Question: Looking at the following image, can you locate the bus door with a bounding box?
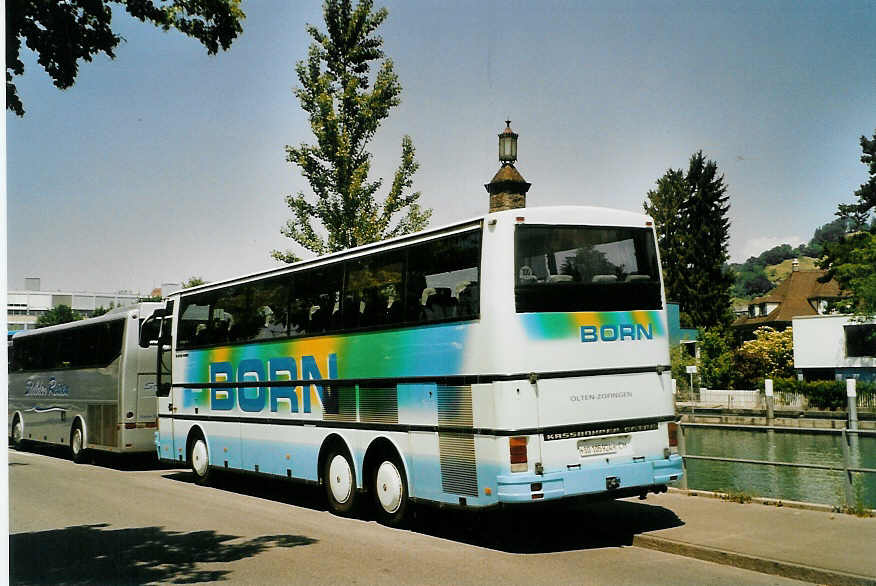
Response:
[136,313,161,425]
[141,303,175,458]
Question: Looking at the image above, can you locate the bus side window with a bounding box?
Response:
[406,230,481,324]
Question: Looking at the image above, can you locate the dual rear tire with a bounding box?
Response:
[322,446,409,526]
[371,453,408,526]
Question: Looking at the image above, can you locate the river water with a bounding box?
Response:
[681,426,876,509]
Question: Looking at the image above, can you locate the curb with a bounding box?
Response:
[632,534,876,586]
[666,487,876,515]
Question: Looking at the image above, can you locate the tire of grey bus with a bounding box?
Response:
[371,452,409,527]
[10,416,24,450]
[70,424,86,464]
[189,436,212,486]
[323,447,358,516]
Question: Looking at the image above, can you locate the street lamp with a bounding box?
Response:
[498,120,518,165]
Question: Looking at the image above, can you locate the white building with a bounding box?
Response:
[793,314,876,383]
[8,278,141,332]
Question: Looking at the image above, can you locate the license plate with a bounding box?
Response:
[578,435,630,457]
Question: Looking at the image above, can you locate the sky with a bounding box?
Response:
[5,0,875,295]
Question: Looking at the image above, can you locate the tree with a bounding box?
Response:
[6,0,245,116]
[822,130,876,318]
[644,168,688,313]
[645,151,733,328]
[733,326,795,385]
[806,217,849,257]
[36,305,82,327]
[697,328,735,390]
[182,276,207,288]
[683,151,734,328]
[272,0,431,263]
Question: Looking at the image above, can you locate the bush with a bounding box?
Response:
[670,344,697,393]
[770,378,876,410]
[734,327,795,386]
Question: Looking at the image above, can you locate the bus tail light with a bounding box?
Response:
[510,436,528,472]
[668,422,678,447]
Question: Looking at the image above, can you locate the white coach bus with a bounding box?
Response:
[155,206,682,524]
[8,302,166,461]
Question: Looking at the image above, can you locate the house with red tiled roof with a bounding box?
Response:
[732,261,848,339]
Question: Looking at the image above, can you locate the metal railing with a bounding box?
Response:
[675,387,876,413]
[676,423,876,508]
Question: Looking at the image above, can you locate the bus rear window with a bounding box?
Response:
[515,225,662,313]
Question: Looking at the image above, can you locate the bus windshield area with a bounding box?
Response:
[515,225,662,313]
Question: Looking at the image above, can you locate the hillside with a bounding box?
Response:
[764,256,819,284]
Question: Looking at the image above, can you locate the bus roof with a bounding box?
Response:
[10,301,164,340]
[172,205,654,298]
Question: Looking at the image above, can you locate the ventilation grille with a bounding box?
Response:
[322,386,357,422]
[437,385,473,427]
[437,385,477,497]
[439,432,478,497]
[359,386,398,424]
[86,404,118,447]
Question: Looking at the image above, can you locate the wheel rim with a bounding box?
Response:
[328,454,353,504]
[192,439,209,477]
[71,428,82,455]
[12,421,22,444]
[375,460,403,514]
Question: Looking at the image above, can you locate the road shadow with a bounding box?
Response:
[10,523,317,584]
[408,497,684,553]
[162,470,328,513]
[163,469,682,554]
[9,442,174,472]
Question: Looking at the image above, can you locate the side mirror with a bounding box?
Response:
[139,310,167,348]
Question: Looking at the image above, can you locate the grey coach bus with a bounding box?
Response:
[8,302,165,461]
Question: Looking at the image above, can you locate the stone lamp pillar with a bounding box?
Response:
[485,120,531,212]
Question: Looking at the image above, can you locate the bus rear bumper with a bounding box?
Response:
[495,454,683,504]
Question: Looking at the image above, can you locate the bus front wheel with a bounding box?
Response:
[371,452,409,526]
[189,435,211,486]
[323,448,358,516]
[10,417,24,450]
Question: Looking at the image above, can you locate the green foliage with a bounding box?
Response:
[92,302,115,317]
[837,130,876,226]
[182,276,207,289]
[822,130,876,319]
[771,378,876,410]
[6,0,245,116]
[273,0,431,263]
[734,327,795,385]
[645,168,687,316]
[645,151,733,328]
[670,344,697,393]
[727,217,849,301]
[697,328,735,389]
[36,305,82,328]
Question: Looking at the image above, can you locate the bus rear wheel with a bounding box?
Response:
[323,448,358,516]
[70,424,86,463]
[189,435,211,486]
[371,452,409,527]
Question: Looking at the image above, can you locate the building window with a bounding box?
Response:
[845,324,876,358]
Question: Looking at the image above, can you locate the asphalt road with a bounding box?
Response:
[9,446,804,585]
